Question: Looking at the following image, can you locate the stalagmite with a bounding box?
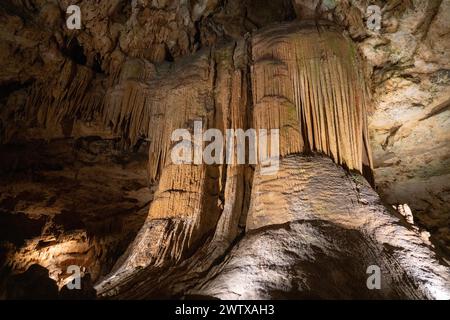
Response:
[94,40,252,293]
[193,155,450,299]
[94,155,450,299]
[92,21,449,299]
[2,13,449,299]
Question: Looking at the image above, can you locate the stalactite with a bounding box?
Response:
[252,21,373,174]
[102,53,215,182]
[15,21,372,180]
[10,22,376,290]
[102,80,151,146]
[24,60,102,130]
[96,42,253,286]
[211,40,251,246]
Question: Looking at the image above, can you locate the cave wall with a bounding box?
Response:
[0,138,153,289]
[0,0,449,298]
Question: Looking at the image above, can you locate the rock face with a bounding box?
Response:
[95,20,375,285]
[0,138,153,289]
[0,0,449,299]
[95,155,450,299]
[196,155,449,300]
[358,0,450,257]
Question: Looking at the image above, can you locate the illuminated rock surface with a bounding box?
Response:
[0,0,449,299]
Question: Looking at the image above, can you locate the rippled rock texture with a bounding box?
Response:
[0,0,449,299]
[96,155,450,299]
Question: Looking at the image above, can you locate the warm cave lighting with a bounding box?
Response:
[395,203,414,225]
[0,1,449,316]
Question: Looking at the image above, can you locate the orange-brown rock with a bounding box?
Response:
[1,0,449,300]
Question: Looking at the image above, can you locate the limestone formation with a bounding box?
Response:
[251,21,372,175]
[196,155,449,300]
[0,0,449,300]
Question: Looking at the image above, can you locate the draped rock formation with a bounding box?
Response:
[93,154,450,300]
[1,0,450,300]
[97,40,252,289]
[195,155,449,299]
[98,20,374,287]
[92,21,449,299]
[252,22,372,174]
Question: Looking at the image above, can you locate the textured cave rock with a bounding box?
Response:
[0,0,449,300]
[194,155,450,300]
[94,155,450,299]
[0,138,153,288]
[92,20,374,286]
